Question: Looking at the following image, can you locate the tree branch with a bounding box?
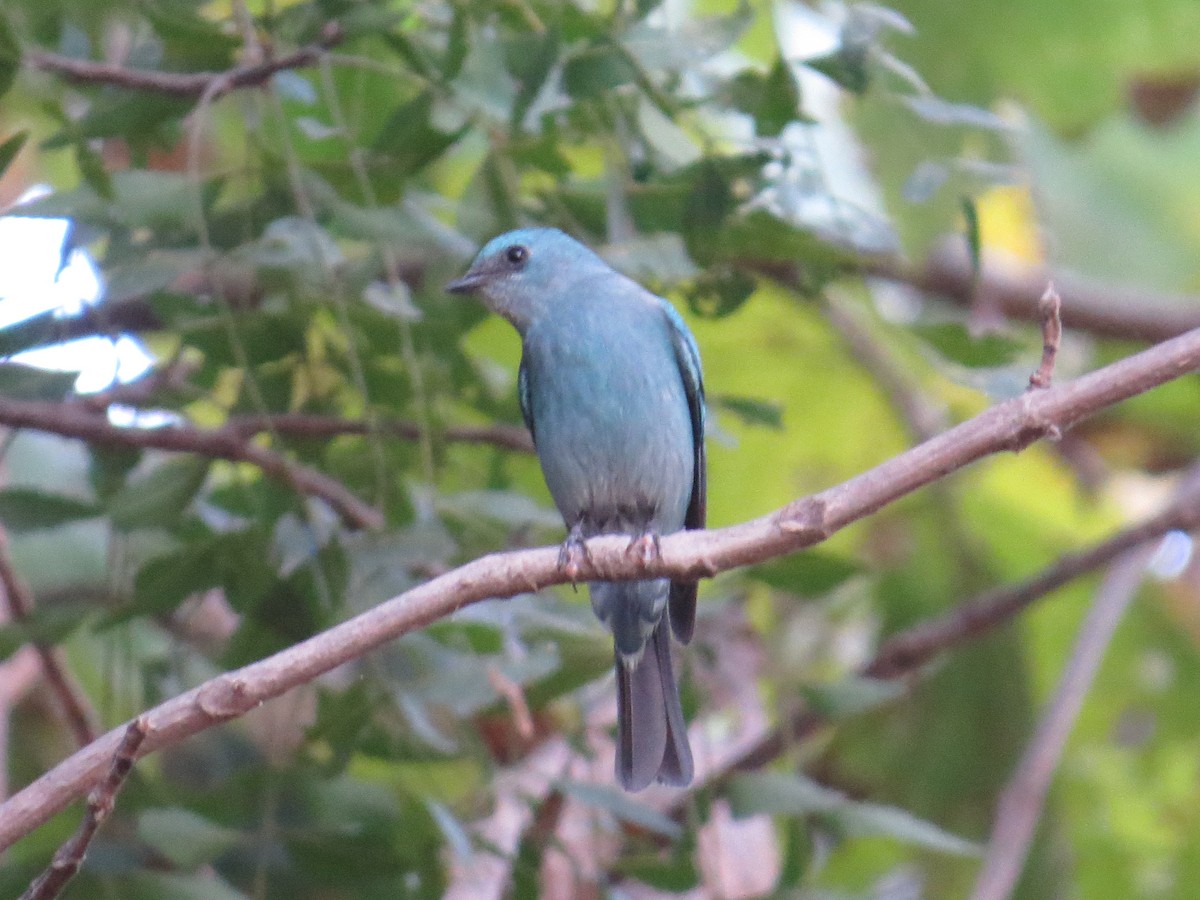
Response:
[19,718,148,900]
[25,25,344,99]
[1,325,1198,854]
[971,548,1151,900]
[0,532,98,748]
[878,245,1200,344]
[681,469,1200,799]
[0,396,382,530]
[225,412,534,454]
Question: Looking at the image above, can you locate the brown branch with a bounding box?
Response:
[25,25,344,100]
[0,396,382,530]
[0,532,98,748]
[680,467,1200,801]
[226,412,535,454]
[881,245,1200,344]
[824,296,946,443]
[1,325,1198,853]
[20,718,148,900]
[1028,283,1062,389]
[971,549,1151,900]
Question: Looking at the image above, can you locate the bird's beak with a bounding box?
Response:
[445,273,483,295]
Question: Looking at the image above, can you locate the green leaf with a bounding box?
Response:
[562,42,637,98]
[0,362,78,399]
[0,130,28,179]
[75,142,114,200]
[371,90,470,178]
[617,852,701,891]
[728,772,978,855]
[0,488,99,531]
[0,13,18,100]
[557,781,682,839]
[108,457,210,530]
[714,395,783,430]
[723,56,805,136]
[682,161,734,264]
[88,445,144,500]
[685,266,755,319]
[137,808,240,870]
[805,30,872,94]
[124,544,219,619]
[914,322,1025,368]
[748,551,860,596]
[801,675,906,719]
[838,800,980,856]
[117,871,248,900]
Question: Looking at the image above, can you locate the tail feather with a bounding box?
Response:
[615,623,693,791]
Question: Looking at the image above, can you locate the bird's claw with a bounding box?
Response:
[627,530,661,566]
[558,524,591,582]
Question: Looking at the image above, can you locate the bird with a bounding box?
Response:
[447,227,706,790]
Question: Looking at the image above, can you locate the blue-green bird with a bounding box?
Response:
[448,228,705,790]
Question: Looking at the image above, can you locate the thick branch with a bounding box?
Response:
[25,25,343,99]
[0,396,382,530]
[1,326,1198,853]
[881,245,1200,344]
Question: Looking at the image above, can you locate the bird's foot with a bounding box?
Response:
[627,529,661,566]
[558,522,592,583]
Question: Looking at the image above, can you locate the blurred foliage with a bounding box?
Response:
[0,0,1198,897]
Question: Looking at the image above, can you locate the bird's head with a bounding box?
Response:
[446,228,608,332]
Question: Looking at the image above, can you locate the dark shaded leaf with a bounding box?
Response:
[805,40,871,94]
[748,551,860,596]
[137,808,240,869]
[108,456,210,530]
[0,14,18,100]
[617,852,701,891]
[729,772,978,855]
[685,266,755,319]
[562,41,636,98]
[75,142,114,200]
[723,56,805,135]
[0,488,99,531]
[557,781,682,839]
[372,90,470,178]
[714,394,783,429]
[914,322,1025,368]
[0,362,77,399]
[0,130,28,179]
[682,161,734,264]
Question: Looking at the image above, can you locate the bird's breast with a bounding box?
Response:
[524,315,693,534]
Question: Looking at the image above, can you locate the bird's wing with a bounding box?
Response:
[517,352,536,447]
[661,300,705,644]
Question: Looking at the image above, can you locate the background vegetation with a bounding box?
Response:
[1,0,1199,897]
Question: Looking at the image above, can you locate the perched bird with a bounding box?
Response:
[447,228,706,790]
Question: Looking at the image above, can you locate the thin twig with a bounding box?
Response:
[0,532,98,748]
[970,549,1152,900]
[20,717,149,900]
[1,325,1198,852]
[824,295,946,443]
[0,396,382,530]
[25,25,344,99]
[684,470,1200,799]
[1028,283,1062,389]
[228,412,534,453]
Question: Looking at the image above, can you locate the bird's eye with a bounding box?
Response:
[505,245,529,266]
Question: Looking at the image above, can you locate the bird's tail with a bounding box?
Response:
[614,620,694,791]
